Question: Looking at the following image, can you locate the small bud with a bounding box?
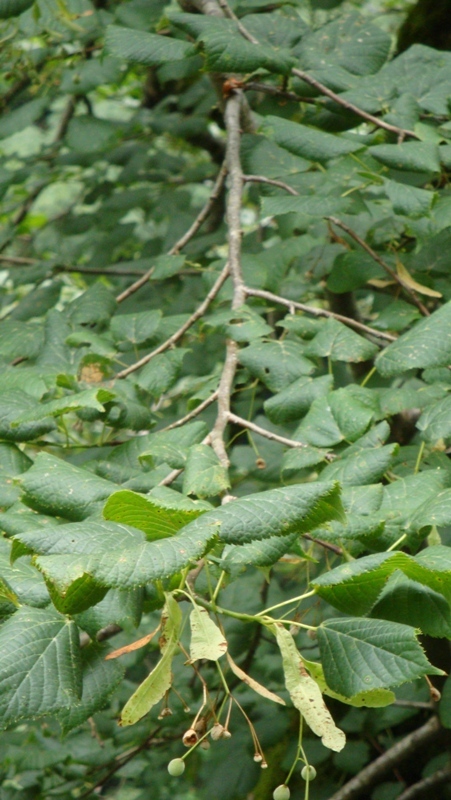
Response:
[253,753,263,762]
[255,457,266,469]
[182,728,198,747]
[430,686,441,702]
[301,765,317,781]
[222,730,232,738]
[158,707,173,719]
[200,739,210,750]
[210,723,225,741]
[260,760,268,769]
[167,758,185,777]
[273,785,290,800]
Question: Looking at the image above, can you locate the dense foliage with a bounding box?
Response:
[1,0,451,798]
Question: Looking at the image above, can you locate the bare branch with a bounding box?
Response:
[210,92,246,468]
[158,467,184,486]
[227,411,308,449]
[327,716,442,800]
[291,68,418,141]
[216,0,259,43]
[244,286,397,342]
[160,391,219,432]
[0,254,36,265]
[115,264,229,379]
[243,174,299,195]
[54,95,76,143]
[115,163,227,304]
[303,533,342,555]
[397,765,451,800]
[326,217,430,316]
[244,81,317,106]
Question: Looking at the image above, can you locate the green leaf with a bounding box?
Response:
[368,142,440,173]
[58,643,124,734]
[304,318,378,362]
[14,388,116,424]
[317,617,443,698]
[134,349,189,396]
[274,624,346,751]
[183,444,230,498]
[327,251,384,293]
[0,538,49,609]
[439,675,451,729]
[170,14,294,75]
[120,594,182,725]
[221,533,298,570]
[320,443,398,486]
[0,0,34,18]
[301,657,395,708]
[370,571,451,638]
[264,375,333,425]
[0,607,82,729]
[139,421,208,469]
[417,396,451,443]
[376,301,451,376]
[261,195,349,217]
[105,25,196,65]
[20,452,117,520]
[311,552,407,615]
[103,489,206,540]
[385,179,434,218]
[238,340,314,392]
[297,12,390,76]
[189,603,227,661]
[0,390,56,442]
[110,309,162,350]
[262,116,362,163]
[206,306,273,343]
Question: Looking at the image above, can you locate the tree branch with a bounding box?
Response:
[115,264,229,379]
[210,92,246,469]
[327,716,442,800]
[160,390,219,432]
[244,286,397,342]
[326,217,430,316]
[291,68,418,141]
[396,764,451,800]
[227,411,308,449]
[115,162,227,303]
[243,174,299,195]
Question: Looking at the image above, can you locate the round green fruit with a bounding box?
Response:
[272,784,290,800]
[301,765,317,781]
[167,758,185,777]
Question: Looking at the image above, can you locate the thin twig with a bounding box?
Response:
[210,92,246,469]
[115,264,229,379]
[303,533,342,555]
[160,390,219,432]
[80,623,123,648]
[327,716,442,800]
[204,0,418,141]
[396,765,451,800]
[244,81,318,106]
[216,0,258,43]
[158,468,183,486]
[326,217,430,316]
[115,163,227,304]
[291,68,418,141]
[0,254,36,265]
[54,95,76,143]
[244,286,397,342]
[227,411,307,449]
[243,174,299,195]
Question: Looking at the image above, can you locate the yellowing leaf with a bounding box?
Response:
[106,625,160,661]
[301,657,395,708]
[119,594,181,726]
[396,261,442,298]
[189,604,227,661]
[226,652,286,705]
[274,624,346,752]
